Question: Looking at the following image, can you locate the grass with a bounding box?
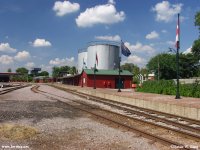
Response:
[0,124,38,140]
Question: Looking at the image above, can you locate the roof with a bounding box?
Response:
[33,76,49,79]
[58,73,81,79]
[0,72,20,75]
[84,69,133,76]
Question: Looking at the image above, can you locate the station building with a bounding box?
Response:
[0,72,20,82]
[59,41,134,89]
[60,69,133,89]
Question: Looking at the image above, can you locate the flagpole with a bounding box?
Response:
[93,53,97,89]
[118,41,122,92]
[118,39,131,92]
[93,64,96,89]
[175,13,180,99]
[82,59,84,87]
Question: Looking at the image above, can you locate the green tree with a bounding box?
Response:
[52,66,71,77]
[195,11,200,34]
[179,53,199,78]
[140,68,148,79]
[16,67,28,74]
[52,66,60,78]
[140,68,148,76]
[133,65,140,76]
[7,68,12,72]
[147,53,176,80]
[39,71,49,76]
[121,63,135,73]
[192,39,200,59]
[14,67,29,82]
[147,53,199,79]
[69,66,77,75]
[121,63,140,83]
[60,66,70,72]
[192,11,200,59]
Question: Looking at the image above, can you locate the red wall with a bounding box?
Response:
[83,74,132,89]
[63,72,132,89]
[78,72,87,87]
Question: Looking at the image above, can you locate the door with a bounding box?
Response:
[115,78,124,89]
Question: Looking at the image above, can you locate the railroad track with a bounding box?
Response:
[32,85,200,149]
[67,90,200,133]
[53,86,200,127]
[0,84,29,95]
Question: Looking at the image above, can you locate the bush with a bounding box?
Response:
[136,80,200,98]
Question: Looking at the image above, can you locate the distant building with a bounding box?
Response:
[31,68,41,76]
[59,69,133,89]
[0,72,21,82]
[147,73,155,80]
[33,76,55,83]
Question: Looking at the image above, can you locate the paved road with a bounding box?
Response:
[0,85,158,150]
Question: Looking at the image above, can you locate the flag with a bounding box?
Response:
[121,40,131,57]
[175,13,180,49]
[96,53,98,66]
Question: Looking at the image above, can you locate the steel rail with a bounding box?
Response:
[54,86,200,126]
[36,86,200,140]
[70,91,200,134]
[0,85,29,95]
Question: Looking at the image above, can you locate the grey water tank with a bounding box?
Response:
[87,43,120,70]
[77,51,87,73]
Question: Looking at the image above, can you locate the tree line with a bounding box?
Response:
[7,65,77,82]
[8,67,49,82]
[122,11,200,81]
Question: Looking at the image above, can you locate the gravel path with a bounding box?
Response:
[0,85,159,150]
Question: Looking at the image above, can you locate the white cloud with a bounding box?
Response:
[49,57,75,66]
[14,51,30,61]
[108,0,115,5]
[183,47,192,54]
[152,1,183,22]
[25,62,35,69]
[95,35,121,42]
[0,55,13,64]
[32,38,52,47]
[125,42,155,53]
[161,30,167,33]
[76,3,125,27]
[40,64,52,73]
[166,40,175,46]
[0,43,17,53]
[146,31,159,39]
[122,55,146,67]
[53,1,80,17]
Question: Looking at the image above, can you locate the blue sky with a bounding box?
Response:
[0,0,199,73]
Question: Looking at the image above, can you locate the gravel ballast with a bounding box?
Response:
[0,85,159,150]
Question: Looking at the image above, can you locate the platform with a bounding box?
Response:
[50,83,200,120]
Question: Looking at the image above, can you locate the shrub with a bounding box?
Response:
[136,80,200,98]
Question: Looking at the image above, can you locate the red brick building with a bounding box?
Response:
[60,69,133,89]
